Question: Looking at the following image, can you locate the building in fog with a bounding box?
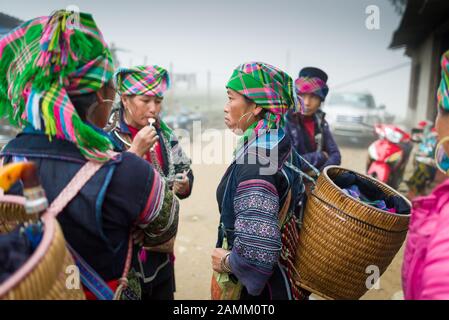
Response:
[171,73,197,90]
[390,0,449,126]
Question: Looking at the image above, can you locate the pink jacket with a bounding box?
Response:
[402,179,449,300]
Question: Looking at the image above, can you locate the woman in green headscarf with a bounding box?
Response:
[0,10,179,300]
[211,62,309,300]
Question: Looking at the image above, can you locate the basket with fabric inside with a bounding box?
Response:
[294,166,410,300]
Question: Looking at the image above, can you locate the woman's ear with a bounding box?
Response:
[121,95,129,109]
[94,90,103,104]
[253,105,263,117]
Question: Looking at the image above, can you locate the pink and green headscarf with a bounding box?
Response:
[0,10,115,162]
[295,67,329,102]
[226,62,298,134]
[114,65,170,98]
[438,50,449,111]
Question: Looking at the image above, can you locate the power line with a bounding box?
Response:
[332,62,411,90]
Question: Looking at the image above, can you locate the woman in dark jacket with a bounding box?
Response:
[109,65,194,300]
[285,67,341,172]
[211,62,308,300]
[0,10,178,300]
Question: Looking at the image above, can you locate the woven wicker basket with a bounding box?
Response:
[294,166,411,300]
[0,215,85,300]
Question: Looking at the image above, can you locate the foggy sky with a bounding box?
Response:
[2,0,411,119]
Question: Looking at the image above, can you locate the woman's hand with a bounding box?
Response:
[211,248,230,273]
[128,126,159,157]
[173,171,190,196]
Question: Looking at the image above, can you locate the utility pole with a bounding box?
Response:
[168,62,174,111]
[207,70,211,111]
[286,49,291,75]
[109,42,132,67]
[169,62,174,89]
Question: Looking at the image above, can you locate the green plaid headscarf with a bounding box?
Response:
[226,62,297,148]
[227,62,298,130]
[438,50,449,111]
[0,10,115,162]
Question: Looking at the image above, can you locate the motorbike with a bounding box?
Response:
[366,124,413,190]
[405,121,438,198]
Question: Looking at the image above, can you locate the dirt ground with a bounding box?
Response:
[173,134,407,300]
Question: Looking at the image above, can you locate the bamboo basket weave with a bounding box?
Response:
[0,195,35,234]
[0,214,85,300]
[294,166,411,300]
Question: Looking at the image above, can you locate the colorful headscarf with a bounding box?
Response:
[226,62,298,132]
[0,10,115,162]
[295,67,329,101]
[438,50,449,111]
[114,65,173,139]
[114,65,170,98]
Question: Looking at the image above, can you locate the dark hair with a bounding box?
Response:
[299,67,328,83]
[69,81,116,120]
[69,92,97,121]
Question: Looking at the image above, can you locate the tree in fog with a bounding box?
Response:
[389,0,407,15]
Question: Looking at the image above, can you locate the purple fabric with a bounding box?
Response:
[229,251,274,296]
[285,110,341,171]
[228,179,281,296]
[342,185,388,211]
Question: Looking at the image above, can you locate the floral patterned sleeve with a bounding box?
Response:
[229,178,282,296]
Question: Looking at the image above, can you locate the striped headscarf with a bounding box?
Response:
[0,10,115,162]
[226,62,298,133]
[438,50,449,111]
[295,67,329,102]
[114,65,170,97]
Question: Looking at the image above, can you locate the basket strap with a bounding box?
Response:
[44,161,104,218]
[42,161,114,300]
[284,161,316,184]
[292,149,321,179]
[44,160,134,300]
[66,243,115,300]
[278,190,292,228]
[113,235,133,300]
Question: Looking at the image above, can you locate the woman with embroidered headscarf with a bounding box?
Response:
[0,10,179,300]
[402,50,449,300]
[110,65,193,300]
[210,62,308,300]
[285,67,341,173]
